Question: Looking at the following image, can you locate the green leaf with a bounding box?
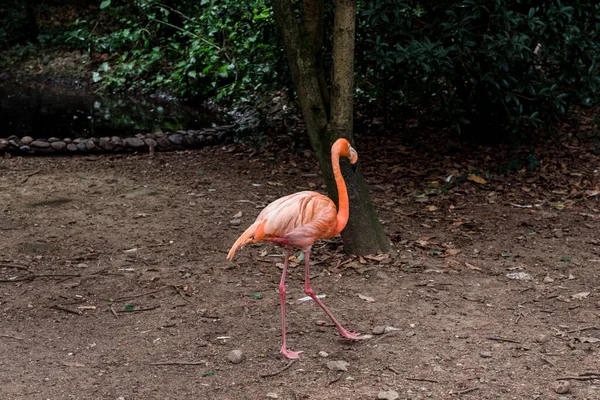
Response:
[123,304,135,312]
[202,370,214,377]
[100,0,111,9]
[251,293,263,300]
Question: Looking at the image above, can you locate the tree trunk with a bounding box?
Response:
[271,0,391,255]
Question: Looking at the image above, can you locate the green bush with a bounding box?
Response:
[356,0,600,140]
[89,0,284,101]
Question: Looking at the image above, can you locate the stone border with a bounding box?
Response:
[0,126,234,156]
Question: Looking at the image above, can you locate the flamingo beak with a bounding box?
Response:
[351,161,358,173]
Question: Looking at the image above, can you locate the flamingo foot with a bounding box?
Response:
[338,329,361,340]
[280,347,303,359]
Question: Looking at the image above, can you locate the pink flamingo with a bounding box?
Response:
[227,138,360,359]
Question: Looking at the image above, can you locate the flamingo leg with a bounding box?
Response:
[279,246,302,359]
[302,248,359,339]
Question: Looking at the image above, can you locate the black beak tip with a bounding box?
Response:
[351,162,358,172]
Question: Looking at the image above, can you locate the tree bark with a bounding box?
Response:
[271,0,390,255]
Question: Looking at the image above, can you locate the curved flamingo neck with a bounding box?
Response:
[332,146,349,234]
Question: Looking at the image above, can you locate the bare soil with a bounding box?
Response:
[0,137,599,400]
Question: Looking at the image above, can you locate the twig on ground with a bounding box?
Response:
[109,305,118,319]
[150,361,207,366]
[566,326,598,334]
[19,169,41,184]
[111,287,168,302]
[555,375,599,381]
[0,273,82,283]
[53,305,83,315]
[386,366,401,374]
[0,264,30,271]
[328,372,343,385]
[117,305,160,313]
[172,285,192,304]
[452,387,479,395]
[0,334,24,340]
[260,360,296,378]
[487,336,521,343]
[406,377,439,383]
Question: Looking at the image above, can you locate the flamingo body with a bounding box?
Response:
[227,138,360,359]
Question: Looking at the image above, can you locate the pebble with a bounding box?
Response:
[377,390,399,400]
[534,334,548,343]
[227,349,244,364]
[372,326,386,335]
[326,360,349,371]
[318,351,329,358]
[48,137,60,143]
[76,142,87,151]
[85,140,96,150]
[555,380,571,394]
[31,140,51,149]
[21,136,34,145]
[67,143,78,152]
[480,351,492,358]
[124,137,145,149]
[506,272,532,281]
[51,141,67,151]
[265,393,278,399]
[168,133,184,145]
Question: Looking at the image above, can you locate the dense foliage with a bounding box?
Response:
[357,0,600,138]
[1,0,599,139]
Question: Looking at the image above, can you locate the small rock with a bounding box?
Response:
[326,360,349,372]
[372,326,386,335]
[0,139,8,150]
[63,138,72,143]
[124,137,145,149]
[555,380,571,394]
[506,272,532,281]
[85,140,96,150]
[554,230,564,238]
[77,263,89,269]
[99,137,115,151]
[480,351,492,358]
[318,351,329,358]
[21,136,34,145]
[230,219,241,226]
[111,136,124,146]
[543,276,554,283]
[570,349,585,356]
[31,140,51,149]
[265,393,278,399]
[168,133,184,145]
[48,137,60,143]
[67,143,78,152]
[377,390,399,400]
[534,334,548,344]
[76,142,87,151]
[19,145,31,152]
[156,137,171,149]
[558,397,569,400]
[227,349,244,364]
[51,141,67,151]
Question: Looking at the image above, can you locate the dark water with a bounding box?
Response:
[0,83,220,139]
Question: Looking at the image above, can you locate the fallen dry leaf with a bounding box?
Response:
[357,294,376,303]
[576,337,600,343]
[571,291,590,300]
[465,262,481,271]
[427,205,438,212]
[232,211,242,218]
[443,248,460,257]
[364,254,390,262]
[467,174,487,184]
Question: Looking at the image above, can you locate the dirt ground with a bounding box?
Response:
[0,135,599,400]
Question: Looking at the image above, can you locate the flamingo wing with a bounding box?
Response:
[227,191,337,259]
